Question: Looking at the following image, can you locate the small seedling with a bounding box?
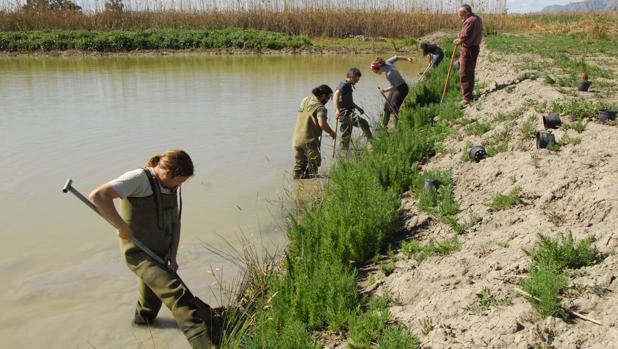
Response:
[380,261,395,276]
[401,238,460,262]
[547,212,566,226]
[571,120,587,133]
[497,241,510,248]
[488,187,522,210]
[464,287,513,314]
[419,317,434,335]
[561,134,581,145]
[546,141,561,151]
[531,154,542,168]
[465,121,492,136]
[521,117,536,139]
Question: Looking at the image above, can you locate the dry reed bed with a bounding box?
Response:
[0,10,616,38]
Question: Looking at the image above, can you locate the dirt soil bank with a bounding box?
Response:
[355,46,618,348]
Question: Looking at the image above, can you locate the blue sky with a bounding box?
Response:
[508,0,578,12]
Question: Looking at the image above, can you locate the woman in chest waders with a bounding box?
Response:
[89,149,216,348]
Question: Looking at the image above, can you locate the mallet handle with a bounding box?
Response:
[62,179,168,268]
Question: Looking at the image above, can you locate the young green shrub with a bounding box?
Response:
[570,120,587,133]
[488,187,521,210]
[380,261,396,276]
[521,117,536,138]
[347,297,391,349]
[465,121,492,136]
[377,325,421,349]
[413,171,460,218]
[560,134,582,145]
[523,233,600,272]
[401,238,460,262]
[522,264,569,318]
[521,232,601,319]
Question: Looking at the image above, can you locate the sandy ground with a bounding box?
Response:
[343,45,618,348]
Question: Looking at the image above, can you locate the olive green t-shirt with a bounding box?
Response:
[292,95,327,147]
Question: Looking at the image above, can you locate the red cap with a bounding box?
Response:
[370,63,379,72]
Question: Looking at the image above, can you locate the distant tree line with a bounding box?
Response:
[21,0,125,12]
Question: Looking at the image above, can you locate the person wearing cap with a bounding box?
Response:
[371,55,415,128]
[334,67,373,151]
[89,150,216,348]
[453,4,483,106]
[420,42,444,70]
[292,84,337,179]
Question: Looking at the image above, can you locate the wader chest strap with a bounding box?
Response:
[143,168,164,230]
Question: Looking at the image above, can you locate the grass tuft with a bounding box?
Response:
[488,187,521,210]
[401,237,460,262]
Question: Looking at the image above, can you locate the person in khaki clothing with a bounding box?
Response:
[89,150,216,348]
[292,84,337,179]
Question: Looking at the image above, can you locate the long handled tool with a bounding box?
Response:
[440,45,458,105]
[378,86,400,122]
[418,63,432,83]
[62,179,168,269]
[332,117,339,159]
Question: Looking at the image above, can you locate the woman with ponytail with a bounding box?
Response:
[89,150,216,348]
[371,55,415,127]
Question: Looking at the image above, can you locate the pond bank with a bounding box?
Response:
[355,33,618,348]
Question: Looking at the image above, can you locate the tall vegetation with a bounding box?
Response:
[1,3,616,39]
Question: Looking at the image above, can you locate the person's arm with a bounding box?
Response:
[89,184,132,241]
[354,102,364,115]
[317,116,337,139]
[387,55,416,64]
[381,86,396,93]
[333,89,342,120]
[455,17,473,46]
[168,214,181,271]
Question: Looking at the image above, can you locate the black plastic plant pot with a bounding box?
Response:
[577,81,591,92]
[599,109,617,124]
[536,131,556,149]
[423,179,441,192]
[468,145,486,163]
[543,114,562,129]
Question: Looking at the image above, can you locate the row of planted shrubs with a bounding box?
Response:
[0,28,312,51]
[220,45,465,349]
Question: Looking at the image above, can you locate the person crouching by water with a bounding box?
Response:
[89,150,216,349]
[420,42,444,70]
[371,55,415,128]
[334,68,373,151]
[292,84,337,179]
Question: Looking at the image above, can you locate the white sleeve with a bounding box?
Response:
[386,56,398,65]
[108,169,151,199]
